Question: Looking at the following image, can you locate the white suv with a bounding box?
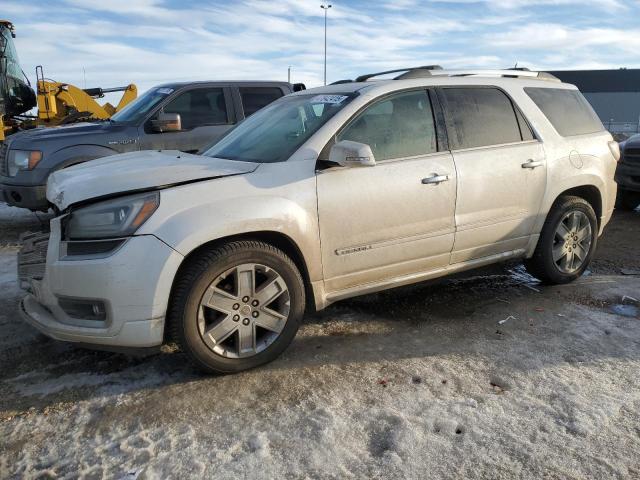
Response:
[19,67,619,373]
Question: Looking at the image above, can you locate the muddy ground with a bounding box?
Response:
[1,205,639,479]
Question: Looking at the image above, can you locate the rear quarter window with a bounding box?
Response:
[525,87,604,137]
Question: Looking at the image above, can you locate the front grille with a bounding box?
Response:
[18,231,50,288]
[0,143,8,177]
[623,147,640,165]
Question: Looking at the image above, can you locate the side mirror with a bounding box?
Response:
[329,140,376,167]
[151,112,181,133]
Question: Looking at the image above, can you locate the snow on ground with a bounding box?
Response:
[0,203,51,247]
[1,205,640,479]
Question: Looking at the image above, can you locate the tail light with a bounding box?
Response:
[608,141,621,163]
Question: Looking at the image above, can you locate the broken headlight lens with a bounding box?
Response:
[65,191,160,240]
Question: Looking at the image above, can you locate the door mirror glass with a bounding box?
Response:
[329,140,376,167]
[151,112,181,133]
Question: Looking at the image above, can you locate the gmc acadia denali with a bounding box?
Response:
[18,67,618,373]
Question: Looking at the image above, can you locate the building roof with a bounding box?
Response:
[549,69,640,93]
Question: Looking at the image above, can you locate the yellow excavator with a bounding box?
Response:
[0,20,137,142]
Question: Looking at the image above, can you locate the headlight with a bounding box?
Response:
[64,192,160,240]
[8,150,42,176]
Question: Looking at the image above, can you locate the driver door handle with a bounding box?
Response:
[522,159,544,169]
[422,174,449,185]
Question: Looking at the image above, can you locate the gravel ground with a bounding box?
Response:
[1,205,639,479]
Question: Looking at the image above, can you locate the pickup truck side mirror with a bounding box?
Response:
[151,112,181,133]
[329,140,376,167]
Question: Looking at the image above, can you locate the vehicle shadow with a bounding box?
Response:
[3,262,639,415]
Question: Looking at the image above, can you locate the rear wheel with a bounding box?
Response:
[524,196,598,284]
[615,189,640,211]
[168,241,305,373]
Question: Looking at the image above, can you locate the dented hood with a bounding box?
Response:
[47,150,258,210]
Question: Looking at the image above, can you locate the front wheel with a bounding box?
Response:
[168,241,305,373]
[524,196,598,284]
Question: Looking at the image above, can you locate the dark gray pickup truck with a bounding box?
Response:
[0,80,303,211]
[616,134,640,211]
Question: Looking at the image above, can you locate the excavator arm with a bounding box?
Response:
[36,68,138,125]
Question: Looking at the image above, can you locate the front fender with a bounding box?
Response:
[48,144,120,171]
[140,172,322,282]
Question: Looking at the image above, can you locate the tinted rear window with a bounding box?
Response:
[239,87,284,117]
[525,87,604,137]
[440,87,524,150]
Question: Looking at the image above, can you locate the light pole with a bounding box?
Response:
[320,4,332,85]
[288,65,291,83]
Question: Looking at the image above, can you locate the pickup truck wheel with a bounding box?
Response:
[169,241,305,373]
[615,189,640,211]
[524,196,597,284]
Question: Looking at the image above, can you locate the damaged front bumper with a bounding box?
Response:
[18,216,184,348]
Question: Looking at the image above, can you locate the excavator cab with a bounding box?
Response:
[0,21,36,141]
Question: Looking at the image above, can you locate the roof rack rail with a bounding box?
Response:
[330,79,354,85]
[342,66,561,85]
[355,65,443,82]
[427,69,561,82]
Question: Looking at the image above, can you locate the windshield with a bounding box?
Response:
[204,92,356,163]
[110,86,175,123]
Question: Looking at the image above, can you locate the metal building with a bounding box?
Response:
[550,69,640,137]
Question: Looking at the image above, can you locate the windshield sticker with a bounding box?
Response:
[310,94,348,105]
[157,88,174,95]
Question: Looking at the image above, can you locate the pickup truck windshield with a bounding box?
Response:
[204,93,355,163]
[110,87,174,124]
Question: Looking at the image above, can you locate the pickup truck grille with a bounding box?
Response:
[623,147,640,165]
[18,231,50,289]
[0,143,8,177]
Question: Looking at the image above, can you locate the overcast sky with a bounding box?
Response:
[5,0,640,96]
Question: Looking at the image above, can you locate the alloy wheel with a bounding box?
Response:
[552,210,593,274]
[197,263,291,358]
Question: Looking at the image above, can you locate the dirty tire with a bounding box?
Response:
[168,241,305,373]
[524,195,598,284]
[615,189,640,211]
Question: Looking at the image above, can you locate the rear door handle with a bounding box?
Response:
[422,174,449,185]
[521,159,543,169]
